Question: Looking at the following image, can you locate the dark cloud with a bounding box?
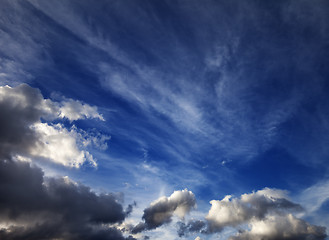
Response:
[0,84,53,159]
[132,189,196,233]
[125,201,137,217]
[0,84,132,239]
[0,159,132,240]
[177,220,207,237]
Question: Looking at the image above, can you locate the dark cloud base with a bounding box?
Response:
[0,159,135,240]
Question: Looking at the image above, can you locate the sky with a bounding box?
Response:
[0,0,329,239]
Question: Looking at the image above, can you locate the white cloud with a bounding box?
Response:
[206,188,301,231]
[30,123,96,168]
[177,188,326,239]
[59,98,104,121]
[298,179,329,214]
[230,214,326,240]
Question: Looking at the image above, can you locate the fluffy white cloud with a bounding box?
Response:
[30,123,96,167]
[206,188,301,231]
[0,84,105,167]
[59,98,104,121]
[229,214,326,240]
[178,188,326,239]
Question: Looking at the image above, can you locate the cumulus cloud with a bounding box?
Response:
[132,189,196,233]
[0,83,132,239]
[229,214,326,240]
[206,188,302,232]
[59,98,104,121]
[30,123,97,167]
[0,84,105,167]
[0,159,134,240]
[177,188,326,240]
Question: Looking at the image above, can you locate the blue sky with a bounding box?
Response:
[1,0,329,239]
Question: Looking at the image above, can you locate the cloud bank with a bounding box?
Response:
[0,160,133,240]
[0,84,326,239]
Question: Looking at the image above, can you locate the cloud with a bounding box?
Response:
[177,220,207,237]
[298,179,329,214]
[59,98,104,121]
[132,189,196,233]
[0,83,134,239]
[0,84,105,167]
[229,214,326,240]
[30,123,97,167]
[0,159,135,240]
[206,188,302,232]
[177,188,326,239]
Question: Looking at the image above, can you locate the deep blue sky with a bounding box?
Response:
[1,0,329,239]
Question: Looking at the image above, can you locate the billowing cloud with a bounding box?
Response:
[0,83,134,239]
[178,188,326,240]
[0,84,105,167]
[132,189,196,233]
[30,123,98,167]
[206,188,302,232]
[0,159,134,240]
[229,214,326,240]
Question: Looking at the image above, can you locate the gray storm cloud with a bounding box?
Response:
[0,160,133,240]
